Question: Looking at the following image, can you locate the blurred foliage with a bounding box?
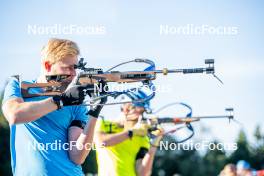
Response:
[0,90,264,175]
[82,149,98,174]
[0,91,12,175]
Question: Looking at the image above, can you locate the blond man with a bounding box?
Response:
[2,38,105,176]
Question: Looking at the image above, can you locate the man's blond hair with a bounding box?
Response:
[41,38,80,64]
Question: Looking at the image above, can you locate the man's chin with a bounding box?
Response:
[126,115,141,121]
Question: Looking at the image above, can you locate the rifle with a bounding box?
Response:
[148,108,234,127]
[145,102,235,143]
[21,58,223,104]
[98,103,235,143]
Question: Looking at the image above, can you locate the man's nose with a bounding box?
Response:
[70,69,76,76]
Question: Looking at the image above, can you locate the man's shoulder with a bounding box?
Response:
[2,76,24,103]
[5,76,36,91]
[132,135,150,149]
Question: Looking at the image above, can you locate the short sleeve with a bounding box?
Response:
[142,137,151,150]
[73,106,89,123]
[2,77,22,104]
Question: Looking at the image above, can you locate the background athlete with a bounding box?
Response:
[94,92,163,176]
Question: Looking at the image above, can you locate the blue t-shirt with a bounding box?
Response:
[2,77,89,176]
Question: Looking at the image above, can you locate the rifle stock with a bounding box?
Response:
[21,71,157,98]
[21,81,66,98]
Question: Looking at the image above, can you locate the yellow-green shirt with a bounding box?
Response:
[95,119,150,176]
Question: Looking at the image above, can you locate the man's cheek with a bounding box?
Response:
[50,65,60,74]
[55,67,69,75]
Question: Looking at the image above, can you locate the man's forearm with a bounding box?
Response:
[69,117,97,164]
[139,147,157,176]
[3,98,57,124]
[95,130,130,147]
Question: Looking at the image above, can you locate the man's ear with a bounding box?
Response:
[44,61,52,72]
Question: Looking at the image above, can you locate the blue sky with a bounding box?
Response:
[1,0,263,145]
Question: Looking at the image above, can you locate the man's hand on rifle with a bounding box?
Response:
[52,84,94,108]
[150,126,164,147]
[87,80,108,118]
[131,122,151,137]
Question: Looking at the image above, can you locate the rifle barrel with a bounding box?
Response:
[156,115,233,124]
[154,68,208,75]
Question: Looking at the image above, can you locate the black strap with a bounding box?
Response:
[136,147,149,160]
[109,123,112,133]
[69,120,86,129]
[103,122,113,133]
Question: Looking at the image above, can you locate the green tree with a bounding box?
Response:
[82,149,98,174]
[202,141,227,176]
[251,125,264,170]
[152,136,182,176]
[228,130,251,165]
[152,136,204,176]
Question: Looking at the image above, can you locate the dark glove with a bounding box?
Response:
[87,81,108,118]
[53,84,94,108]
[87,96,107,118]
